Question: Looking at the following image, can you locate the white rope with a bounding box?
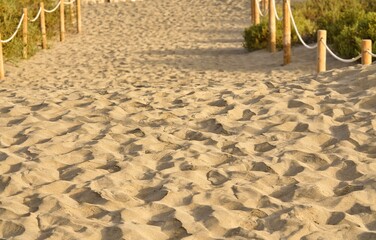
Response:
[321,39,362,63]
[64,0,76,5]
[287,1,317,50]
[366,50,376,58]
[273,0,282,21]
[29,7,42,22]
[0,13,25,43]
[255,0,267,17]
[44,1,61,13]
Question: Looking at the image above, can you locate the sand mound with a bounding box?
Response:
[0,0,375,239]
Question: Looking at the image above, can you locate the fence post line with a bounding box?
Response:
[76,0,82,33]
[317,30,327,73]
[0,35,4,80]
[283,0,291,65]
[40,2,47,49]
[23,8,28,59]
[251,0,260,25]
[60,0,65,41]
[361,39,372,65]
[268,0,276,52]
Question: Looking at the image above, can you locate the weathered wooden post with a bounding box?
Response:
[60,0,65,41]
[361,39,372,65]
[283,0,291,65]
[251,0,260,25]
[77,0,82,33]
[40,2,47,49]
[70,2,75,25]
[0,35,4,80]
[23,8,28,59]
[317,30,327,73]
[268,0,276,52]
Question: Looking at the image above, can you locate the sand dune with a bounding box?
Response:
[0,0,376,239]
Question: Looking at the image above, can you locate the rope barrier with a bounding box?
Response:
[0,13,25,43]
[29,7,42,22]
[366,50,376,58]
[287,0,317,50]
[44,1,62,13]
[321,39,362,63]
[64,0,77,5]
[273,0,282,21]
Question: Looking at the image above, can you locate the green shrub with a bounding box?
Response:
[243,21,269,51]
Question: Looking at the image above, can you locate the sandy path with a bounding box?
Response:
[0,0,376,239]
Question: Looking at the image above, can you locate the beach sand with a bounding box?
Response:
[0,0,376,239]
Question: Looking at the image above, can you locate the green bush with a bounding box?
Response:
[243,21,269,51]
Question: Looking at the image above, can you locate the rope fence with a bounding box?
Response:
[0,14,25,44]
[251,0,375,72]
[0,0,82,80]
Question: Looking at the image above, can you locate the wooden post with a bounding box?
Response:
[317,30,327,73]
[0,35,4,80]
[40,2,47,49]
[60,0,65,41]
[23,8,28,59]
[263,0,269,12]
[76,0,81,33]
[283,0,291,65]
[268,0,276,52]
[251,0,260,25]
[70,2,75,26]
[361,39,372,65]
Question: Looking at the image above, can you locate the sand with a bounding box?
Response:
[0,0,376,239]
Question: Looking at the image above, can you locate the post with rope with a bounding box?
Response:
[40,2,47,49]
[361,39,372,65]
[77,0,82,33]
[0,35,4,80]
[23,8,28,59]
[251,0,260,25]
[317,30,327,73]
[268,0,276,52]
[60,0,65,41]
[283,0,291,65]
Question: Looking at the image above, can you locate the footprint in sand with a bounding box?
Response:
[200,118,231,136]
[326,212,345,225]
[208,98,228,107]
[0,221,25,239]
[288,100,314,110]
[347,203,372,215]
[70,188,107,204]
[207,169,228,185]
[251,162,275,173]
[333,182,364,196]
[335,160,363,181]
[136,185,168,203]
[254,142,276,152]
[239,109,255,121]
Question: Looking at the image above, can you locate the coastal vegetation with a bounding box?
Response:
[0,0,75,60]
[243,0,376,58]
